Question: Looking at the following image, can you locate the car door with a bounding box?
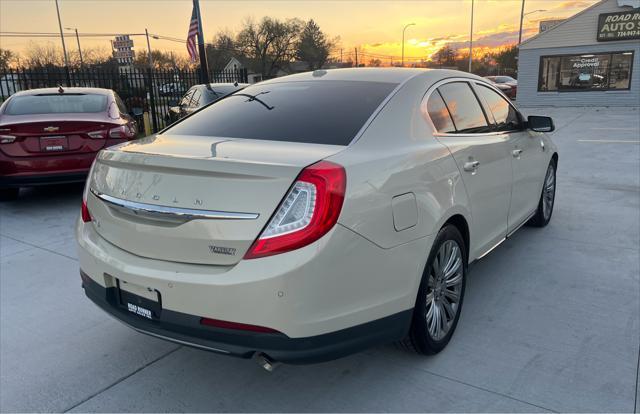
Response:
[473,82,545,233]
[427,81,513,260]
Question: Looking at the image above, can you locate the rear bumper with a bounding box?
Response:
[0,171,87,188]
[82,272,411,364]
[0,151,97,188]
[77,217,433,363]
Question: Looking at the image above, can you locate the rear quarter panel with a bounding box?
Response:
[330,74,471,251]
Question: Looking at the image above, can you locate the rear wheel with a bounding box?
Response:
[400,224,466,354]
[0,188,19,201]
[529,160,556,227]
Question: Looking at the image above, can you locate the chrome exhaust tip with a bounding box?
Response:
[255,353,279,372]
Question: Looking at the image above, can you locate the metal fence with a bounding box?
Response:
[0,66,248,133]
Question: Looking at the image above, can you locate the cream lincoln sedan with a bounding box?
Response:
[77,68,557,367]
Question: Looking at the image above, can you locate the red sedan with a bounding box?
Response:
[0,87,138,200]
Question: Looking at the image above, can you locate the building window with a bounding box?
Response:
[538,51,634,92]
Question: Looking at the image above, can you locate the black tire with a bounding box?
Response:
[0,188,19,201]
[529,159,557,228]
[400,224,467,355]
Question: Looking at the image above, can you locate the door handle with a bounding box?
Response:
[463,160,480,172]
[512,149,523,158]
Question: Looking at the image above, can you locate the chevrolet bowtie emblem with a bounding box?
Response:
[43,126,59,132]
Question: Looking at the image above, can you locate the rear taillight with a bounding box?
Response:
[81,160,96,223]
[109,125,134,139]
[88,126,133,140]
[81,199,92,223]
[0,135,16,144]
[87,130,106,139]
[244,160,346,259]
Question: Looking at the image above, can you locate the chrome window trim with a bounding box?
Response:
[90,188,259,221]
[421,77,524,137]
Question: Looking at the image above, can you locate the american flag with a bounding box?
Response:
[186,5,199,62]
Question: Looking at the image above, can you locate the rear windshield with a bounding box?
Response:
[165,80,397,146]
[4,94,108,115]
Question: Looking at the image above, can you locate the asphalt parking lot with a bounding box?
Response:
[1,106,639,413]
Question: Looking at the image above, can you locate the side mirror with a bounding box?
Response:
[527,115,555,133]
[167,99,179,107]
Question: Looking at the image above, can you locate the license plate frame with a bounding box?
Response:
[116,279,162,320]
[39,135,69,152]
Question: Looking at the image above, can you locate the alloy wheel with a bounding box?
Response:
[425,240,464,341]
[542,164,556,221]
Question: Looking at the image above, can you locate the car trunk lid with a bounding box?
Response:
[86,134,345,265]
[0,114,119,157]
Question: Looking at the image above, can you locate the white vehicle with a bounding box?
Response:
[77,68,557,366]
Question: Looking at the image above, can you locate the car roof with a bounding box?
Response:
[259,67,484,87]
[11,87,114,97]
[205,83,249,89]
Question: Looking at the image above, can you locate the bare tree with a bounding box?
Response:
[23,42,64,68]
[206,31,237,70]
[236,17,302,77]
[0,48,18,70]
[432,45,457,67]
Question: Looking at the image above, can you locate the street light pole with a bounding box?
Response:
[65,28,83,66]
[519,8,547,45]
[74,28,83,66]
[518,0,526,45]
[145,28,154,68]
[401,23,416,67]
[468,0,474,72]
[54,0,71,84]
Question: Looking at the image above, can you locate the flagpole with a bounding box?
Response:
[193,0,209,83]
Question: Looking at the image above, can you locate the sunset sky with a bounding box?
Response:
[0,0,599,63]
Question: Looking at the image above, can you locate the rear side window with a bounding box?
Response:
[165,80,398,146]
[437,82,490,134]
[114,93,128,114]
[426,91,456,133]
[4,94,107,115]
[202,86,243,105]
[180,89,195,107]
[475,84,522,131]
[190,90,202,108]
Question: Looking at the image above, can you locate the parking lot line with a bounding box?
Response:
[577,139,640,143]
[590,127,638,131]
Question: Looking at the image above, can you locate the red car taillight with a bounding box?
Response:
[81,199,92,223]
[0,135,16,144]
[81,161,95,223]
[88,126,134,140]
[244,160,346,260]
[108,125,134,139]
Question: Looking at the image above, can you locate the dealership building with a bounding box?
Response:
[516,0,640,107]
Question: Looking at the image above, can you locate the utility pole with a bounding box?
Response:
[355,47,358,67]
[145,28,154,68]
[468,0,474,73]
[340,49,343,63]
[193,0,209,83]
[402,23,415,67]
[54,0,71,84]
